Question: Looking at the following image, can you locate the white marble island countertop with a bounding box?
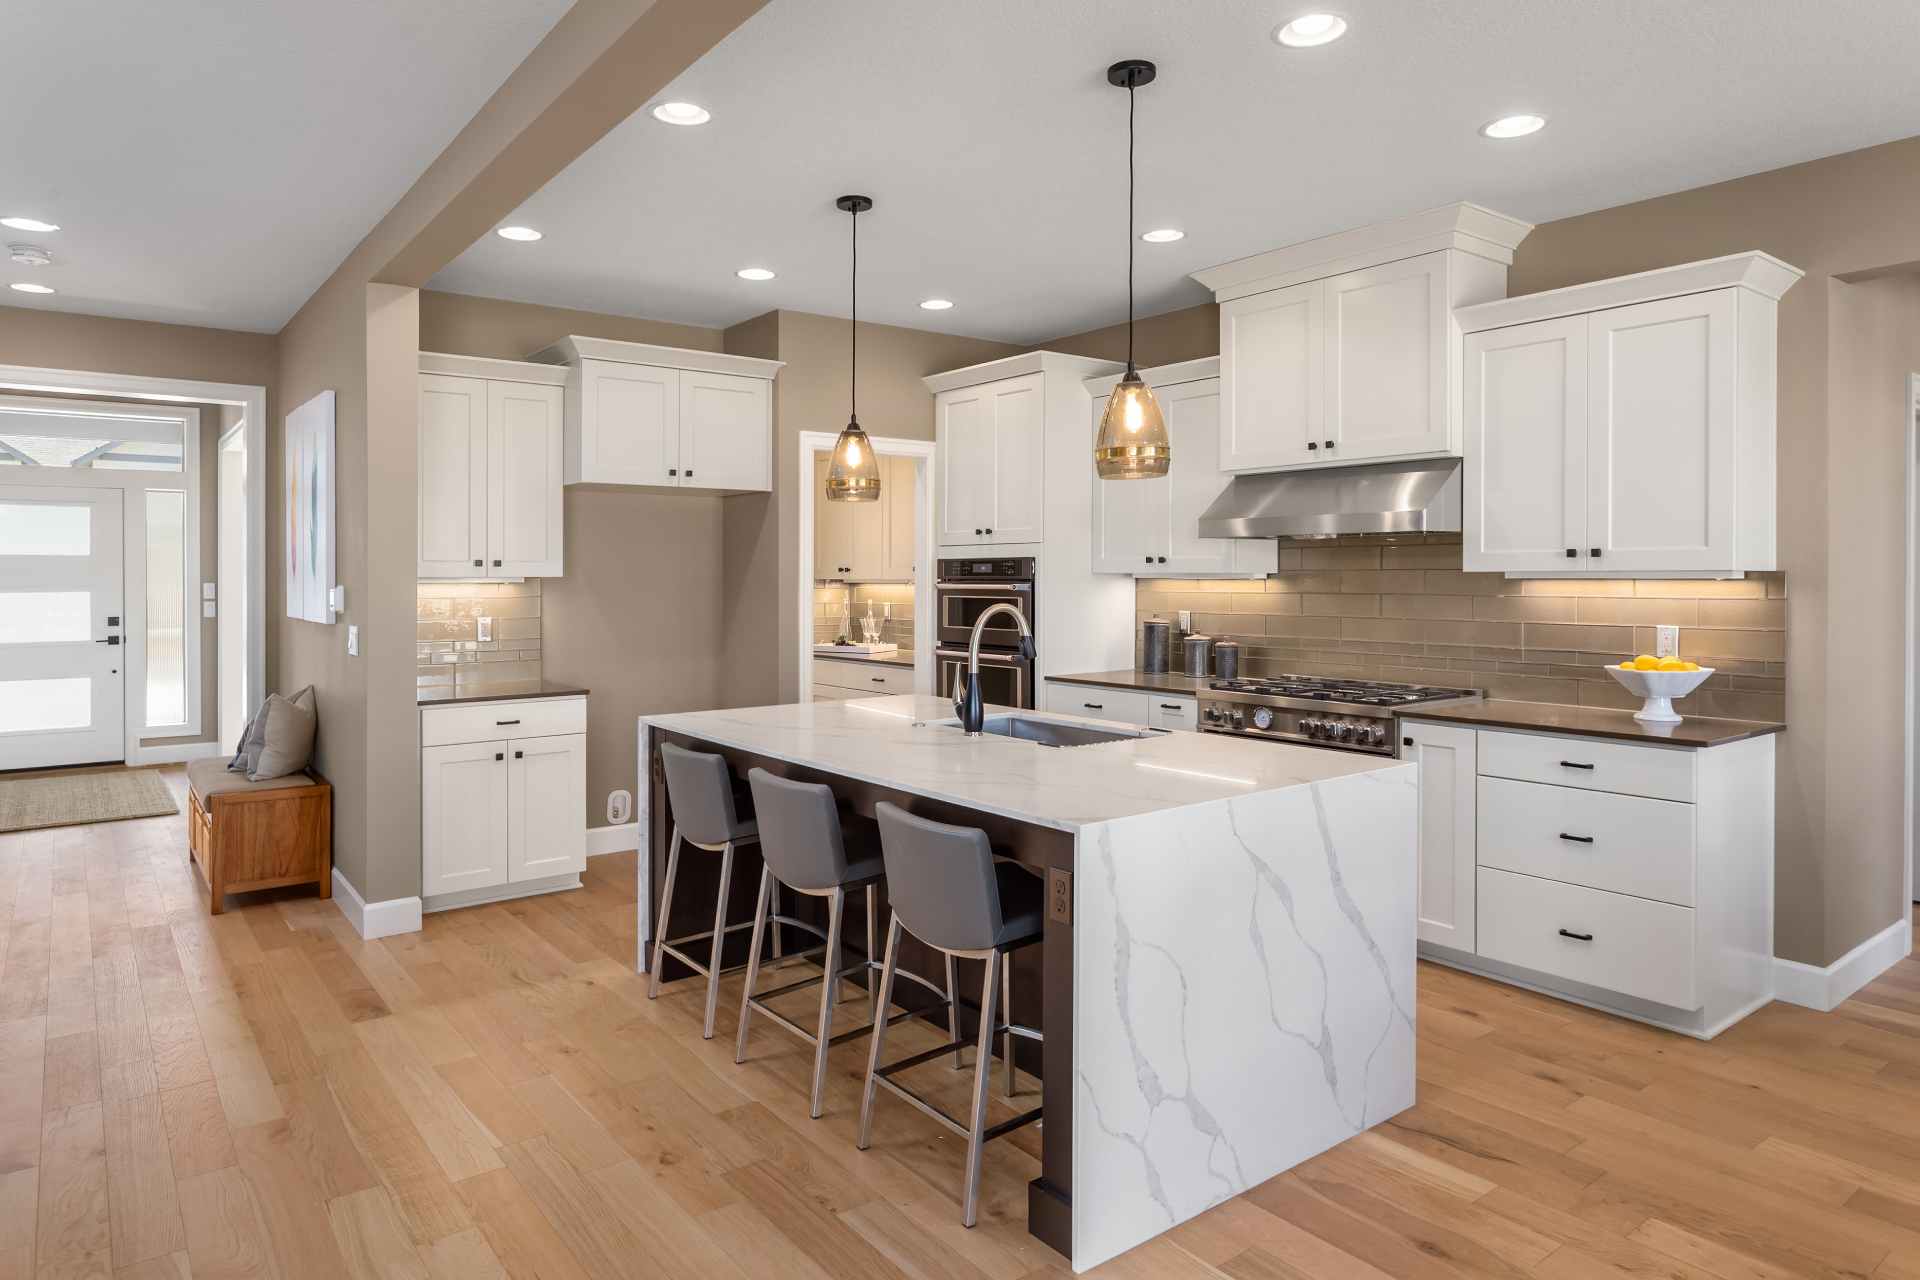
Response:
[642,694,1406,830]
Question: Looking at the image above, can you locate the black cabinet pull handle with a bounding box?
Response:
[1161,703,1182,711]
[1558,928,1594,942]
[1157,555,1167,563]
[1306,442,1319,451]
[1323,440,1335,449]
[1559,760,1594,770]
[496,719,521,725]
[1564,548,1577,558]
[494,752,504,761]
[1144,556,1152,564]
[1589,547,1601,557]
[975,528,983,535]
[985,527,993,534]
[668,468,677,476]
[1402,736,1413,747]
[871,677,886,683]
[1083,702,1104,710]
[514,750,524,759]
[492,559,501,567]
[473,558,483,567]
[685,470,693,477]
[1558,832,1595,844]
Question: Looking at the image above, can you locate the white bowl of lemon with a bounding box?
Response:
[1606,655,1713,723]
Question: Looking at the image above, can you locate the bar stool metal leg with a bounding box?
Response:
[771,882,783,960]
[647,829,684,1000]
[865,884,878,1020]
[735,865,774,1064]
[809,887,846,1118]
[962,950,1001,1228]
[857,916,903,1151]
[944,953,961,1069]
[702,839,735,1039]
[1001,953,1015,1097]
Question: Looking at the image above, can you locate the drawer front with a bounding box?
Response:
[815,659,911,694]
[1477,777,1695,906]
[1144,696,1198,732]
[1478,867,1697,1009]
[1478,728,1694,802]
[1044,682,1150,726]
[421,697,586,748]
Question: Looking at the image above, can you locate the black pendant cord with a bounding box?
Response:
[1126,79,1136,373]
[849,205,858,423]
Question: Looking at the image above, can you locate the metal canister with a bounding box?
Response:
[1212,638,1241,682]
[1183,634,1212,677]
[1141,619,1171,674]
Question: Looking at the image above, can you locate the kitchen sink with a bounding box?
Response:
[936,714,1154,748]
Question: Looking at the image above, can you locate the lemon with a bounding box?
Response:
[1681,661,1701,672]
[1632,655,1661,671]
[1655,658,1688,672]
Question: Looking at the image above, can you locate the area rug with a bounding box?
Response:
[0,769,180,833]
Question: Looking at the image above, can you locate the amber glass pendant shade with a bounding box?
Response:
[1094,366,1170,479]
[826,416,880,501]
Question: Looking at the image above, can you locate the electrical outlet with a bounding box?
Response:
[1177,609,1193,632]
[1047,868,1073,924]
[477,616,493,643]
[347,624,359,657]
[607,789,632,825]
[1655,625,1679,658]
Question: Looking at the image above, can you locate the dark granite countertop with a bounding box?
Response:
[417,679,590,707]
[1401,699,1784,748]
[1045,670,1212,696]
[813,648,915,669]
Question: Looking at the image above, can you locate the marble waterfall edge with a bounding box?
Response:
[1071,763,1418,1270]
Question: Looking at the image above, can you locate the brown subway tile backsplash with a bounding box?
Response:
[417,580,541,686]
[1136,537,1787,723]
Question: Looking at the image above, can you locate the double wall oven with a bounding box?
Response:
[935,557,1035,710]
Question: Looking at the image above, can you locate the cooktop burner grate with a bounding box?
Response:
[1208,675,1481,707]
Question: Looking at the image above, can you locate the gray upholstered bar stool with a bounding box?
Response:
[736,769,954,1118]
[860,802,1044,1228]
[648,742,762,1039]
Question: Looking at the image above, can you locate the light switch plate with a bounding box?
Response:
[347,624,359,657]
[1177,609,1193,632]
[1655,625,1679,658]
[202,601,216,618]
[477,616,493,643]
[201,582,216,600]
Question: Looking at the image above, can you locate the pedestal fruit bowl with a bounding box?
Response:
[1606,659,1714,723]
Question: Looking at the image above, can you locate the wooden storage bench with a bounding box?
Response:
[186,757,332,914]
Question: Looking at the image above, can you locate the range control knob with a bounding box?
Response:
[1251,707,1275,731]
[1360,724,1384,746]
[1301,718,1321,738]
[1332,722,1354,742]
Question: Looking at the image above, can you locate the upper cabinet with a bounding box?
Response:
[1458,252,1801,577]
[925,352,1122,550]
[418,354,566,579]
[814,452,915,582]
[529,336,783,493]
[1195,203,1533,474]
[1085,359,1276,577]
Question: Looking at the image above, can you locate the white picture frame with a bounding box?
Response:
[285,389,336,623]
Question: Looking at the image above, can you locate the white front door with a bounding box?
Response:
[0,486,126,769]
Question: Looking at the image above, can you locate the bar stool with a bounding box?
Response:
[860,802,1044,1227]
[736,770,956,1118]
[648,743,761,1039]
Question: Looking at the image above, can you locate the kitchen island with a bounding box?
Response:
[639,695,1417,1272]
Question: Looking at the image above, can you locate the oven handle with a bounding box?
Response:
[936,582,1033,595]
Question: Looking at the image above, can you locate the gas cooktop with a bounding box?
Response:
[1208,675,1482,708]
[1200,674,1483,753]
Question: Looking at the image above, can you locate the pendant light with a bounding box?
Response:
[826,194,881,503]
[1094,58,1170,481]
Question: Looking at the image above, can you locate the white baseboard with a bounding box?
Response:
[331,869,422,940]
[423,872,582,913]
[1774,916,1914,1012]
[131,740,225,766]
[586,822,639,857]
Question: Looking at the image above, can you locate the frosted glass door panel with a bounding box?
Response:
[0,678,92,732]
[0,502,89,555]
[0,591,90,643]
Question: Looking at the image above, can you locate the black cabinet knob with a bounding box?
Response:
[514,750,524,759]
[985,527,993,534]
[1306,442,1318,451]
[975,528,983,535]
[1402,736,1413,747]
[473,559,483,567]
[1564,548,1577,558]
[685,470,693,477]
[1157,555,1167,564]
[668,468,678,476]
[492,559,501,567]
[1589,547,1602,557]
[494,752,504,761]
[1323,440,1335,449]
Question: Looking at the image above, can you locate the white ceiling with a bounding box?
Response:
[430,0,1920,345]
[0,0,571,332]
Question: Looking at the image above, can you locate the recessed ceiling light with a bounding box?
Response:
[736,267,775,281]
[1481,113,1547,139]
[919,298,954,311]
[10,282,55,294]
[652,102,711,126]
[1141,228,1185,243]
[0,216,59,233]
[495,226,542,242]
[1274,13,1347,47]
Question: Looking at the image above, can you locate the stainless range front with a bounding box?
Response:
[1198,675,1481,755]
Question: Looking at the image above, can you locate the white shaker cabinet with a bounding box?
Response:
[1459,253,1801,577]
[1403,719,1477,952]
[935,370,1045,546]
[417,356,565,580]
[813,453,909,582]
[531,336,783,494]
[1086,360,1277,577]
[1195,204,1533,474]
[420,696,587,907]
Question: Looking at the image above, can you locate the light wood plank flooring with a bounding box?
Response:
[5,764,1920,1279]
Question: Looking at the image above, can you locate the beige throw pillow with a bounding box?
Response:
[248,685,317,781]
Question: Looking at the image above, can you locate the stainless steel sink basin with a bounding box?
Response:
[938,714,1153,747]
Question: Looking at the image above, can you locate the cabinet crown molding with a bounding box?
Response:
[1456,251,1803,333]
[418,351,570,385]
[922,350,1122,396]
[528,334,785,381]
[1084,355,1219,398]
[1192,202,1534,302]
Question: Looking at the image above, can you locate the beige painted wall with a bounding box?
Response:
[1039,302,1220,368]
[418,289,722,359]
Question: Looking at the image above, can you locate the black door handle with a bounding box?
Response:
[1559,760,1594,770]
[96,637,120,646]
[1558,832,1595,844]
[1558,929,1594,942]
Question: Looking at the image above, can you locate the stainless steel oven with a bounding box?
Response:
[935,647,1032,711]
[935,557,1036,650]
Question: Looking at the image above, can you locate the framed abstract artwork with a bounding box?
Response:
[284,390,335,623]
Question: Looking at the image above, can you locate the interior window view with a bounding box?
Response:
[6,2,1920,1276]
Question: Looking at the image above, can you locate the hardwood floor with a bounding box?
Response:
[5,764,1920,1279]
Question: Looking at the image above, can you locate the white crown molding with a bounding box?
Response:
[418,351,570,384]
[1773,915,1912,1012]
[1086,355,1220,397]
[1456,251,1804,333]
[922,350,1123,395]
[331,869,422,940]
[528,335,785,381]
[1192,202,1535,302]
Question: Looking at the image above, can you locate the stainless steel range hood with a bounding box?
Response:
[1198,458,1462,539]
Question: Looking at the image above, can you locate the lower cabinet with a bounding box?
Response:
[1042,681,1197,731]
[420,697,586,903]
[1404,717,1775,1039]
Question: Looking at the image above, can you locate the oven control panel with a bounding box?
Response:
[1198,701,1395,753]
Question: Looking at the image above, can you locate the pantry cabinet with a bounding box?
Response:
[529,336,783,494]
[1459,253,1800,577]
[1086,360,1277,577]
[1196,205,1533,475]
[814,453,915,582]
[420,696,586,905]
[417,356,566,580]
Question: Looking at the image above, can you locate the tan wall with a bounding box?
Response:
[418,289,721,360]
[1039,302,1220,368]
